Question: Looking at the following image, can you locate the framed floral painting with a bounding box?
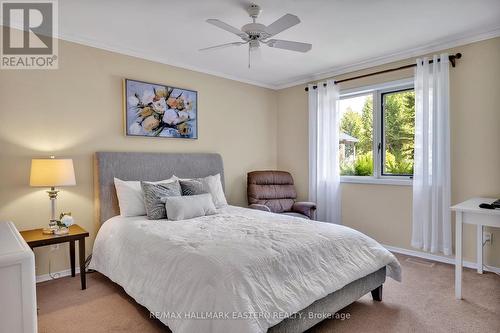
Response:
[124,79,197,139]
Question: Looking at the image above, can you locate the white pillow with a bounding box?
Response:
[165,193,216,221]
[173,173,227,208]
[114,177,175,217]
[202,174,227,208]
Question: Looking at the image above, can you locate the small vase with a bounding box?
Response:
[54,226,69,235]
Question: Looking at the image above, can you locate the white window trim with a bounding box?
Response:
[339,78,414,186]
[341,176,412,186]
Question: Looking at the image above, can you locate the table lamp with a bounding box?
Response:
[30,157,76,230]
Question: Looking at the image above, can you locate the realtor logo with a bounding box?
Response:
[1,0,58,69]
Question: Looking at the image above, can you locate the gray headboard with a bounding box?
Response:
[94,152,224,224]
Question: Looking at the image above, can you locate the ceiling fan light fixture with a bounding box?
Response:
[241,23,269,39]
[201,3,312,65]
[248,40,262,69]
[249,40,260,49]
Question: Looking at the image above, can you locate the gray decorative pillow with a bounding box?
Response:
[141,181,181,219]
[165,193,216,221]
[178,174,227,208]
[179,179,207,196]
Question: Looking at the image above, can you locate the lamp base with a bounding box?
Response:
[47,187,59,229]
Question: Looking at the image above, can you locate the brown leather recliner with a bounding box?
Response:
[247,171,316,220]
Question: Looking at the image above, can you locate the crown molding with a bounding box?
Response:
[0,22,276,90]
[59,32,281,90]
[2,23,500,91]
[273,25,500,90]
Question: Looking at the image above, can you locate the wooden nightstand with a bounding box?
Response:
[20,224,89,290]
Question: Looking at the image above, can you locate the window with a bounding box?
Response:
[381,89,415,176]
[338,80,415,184]
[339,93,373,176]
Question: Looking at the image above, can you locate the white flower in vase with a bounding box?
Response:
[54,213,74,235]
[60,214,74,227]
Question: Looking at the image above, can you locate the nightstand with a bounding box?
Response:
[20,225,89,290]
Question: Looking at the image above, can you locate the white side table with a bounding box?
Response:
[451,198,500,300]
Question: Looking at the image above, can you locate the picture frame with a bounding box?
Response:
[123,78,198,139]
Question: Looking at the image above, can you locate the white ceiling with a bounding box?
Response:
[57,0,500,89]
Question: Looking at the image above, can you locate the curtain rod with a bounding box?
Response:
[304,53,462,91]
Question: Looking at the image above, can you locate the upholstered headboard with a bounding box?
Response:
[94,152,224,224]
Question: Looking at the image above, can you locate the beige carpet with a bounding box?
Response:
[36,254,499,333]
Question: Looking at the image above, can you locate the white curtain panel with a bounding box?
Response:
[412,54,452,255]
[308,80,341,223]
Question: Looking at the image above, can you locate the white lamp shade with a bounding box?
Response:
[30,159,76,187]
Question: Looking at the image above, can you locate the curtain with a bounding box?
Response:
[412,54,452,255]
[308,80,341,223]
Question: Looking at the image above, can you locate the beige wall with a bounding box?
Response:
[1,32,499,278]
[0,37,278,276]
[277,37,500,267]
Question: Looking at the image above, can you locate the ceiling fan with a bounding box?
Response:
[200,3,312,68]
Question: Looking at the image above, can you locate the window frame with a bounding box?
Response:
[339,78,414,186]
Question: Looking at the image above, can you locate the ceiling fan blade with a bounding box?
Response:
[206,19,247,38]
[266,39,312,53]
[265,14,300,37]
[199,41,246,51]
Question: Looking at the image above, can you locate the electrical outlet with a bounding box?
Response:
[50,244,60,251]
[483,232,492,245]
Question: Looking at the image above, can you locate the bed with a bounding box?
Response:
[90,152,401,333]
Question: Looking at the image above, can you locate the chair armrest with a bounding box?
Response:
[248,204,271,212]
[292,202,317,220]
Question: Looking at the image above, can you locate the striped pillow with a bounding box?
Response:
[141,181,181,219]
[179,179,207,196]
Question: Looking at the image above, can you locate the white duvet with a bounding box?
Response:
[90,206,401,333]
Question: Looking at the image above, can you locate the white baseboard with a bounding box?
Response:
[36,267,81,283]
[36,245,499,283]
[383,244,500,274]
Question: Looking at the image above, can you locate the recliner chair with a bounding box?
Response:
[247,170,316,220]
